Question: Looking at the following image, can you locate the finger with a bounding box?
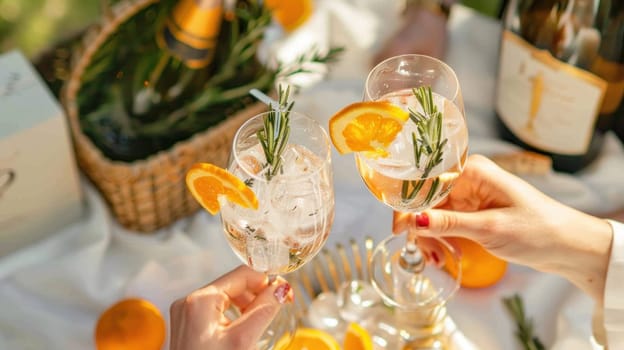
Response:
[225,279,293,346]
[413,209,501,241]
[416,236,447,267]
[169,299,183,348]
[392,211,411,234]
[209,265,269,299]
[230,290,256,311]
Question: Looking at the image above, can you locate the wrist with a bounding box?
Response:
[540,213,612,302]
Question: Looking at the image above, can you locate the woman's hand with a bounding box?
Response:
[169,265,293,350]
[410,154,613,301]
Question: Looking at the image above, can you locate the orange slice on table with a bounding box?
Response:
[344,322,374,350]
[274,327,341,350]
[186,163,258,215]
[264,0,314,32]
[94,298,166,350]
[329,101,409,158]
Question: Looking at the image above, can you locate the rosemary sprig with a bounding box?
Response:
[257,85,294,180]
[503,294,546,350]
[277,46,345,78]
[401,86,448,204]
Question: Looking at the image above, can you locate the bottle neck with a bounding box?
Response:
[158,0,223,69]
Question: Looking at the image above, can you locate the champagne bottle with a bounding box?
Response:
[495,0,624,173]
[78,0,334,162]
[133,0,223,116]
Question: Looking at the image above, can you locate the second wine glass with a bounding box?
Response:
[359,54,468,345]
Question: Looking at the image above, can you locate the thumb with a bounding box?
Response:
[225,280,293,346]
[414,209,495,241]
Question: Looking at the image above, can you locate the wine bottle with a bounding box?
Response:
[495,0,624,173]
[614,104,624,144]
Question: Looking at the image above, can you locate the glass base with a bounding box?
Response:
[304,279,461,350]
[368,232,461,310]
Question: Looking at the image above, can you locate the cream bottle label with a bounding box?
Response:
[496,31,607,155]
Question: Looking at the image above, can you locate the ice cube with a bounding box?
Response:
[338,280,382,322]
[306,292,345,333]
[246,238,289,273]
[279,144,322,176]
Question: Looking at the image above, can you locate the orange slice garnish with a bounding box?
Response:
[94,298,166,350]
[274,328,341,350]
[329,101,409,158]
[186,163,258,215]
[264,0,313,32]
[344,322,374,350]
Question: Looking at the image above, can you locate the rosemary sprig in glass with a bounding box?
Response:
[503,294,546,350]
[257,85,293,180]
[401,86,448,204]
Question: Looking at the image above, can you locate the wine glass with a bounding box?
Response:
[220,110,335,349]
[358,54,467,346]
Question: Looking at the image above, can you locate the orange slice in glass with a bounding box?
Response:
[329,101,409,158]
[264,0,313,32]
[94,298,166,350]
[344,322,374,350]
[274,328,341,350]
[186,163,259,215]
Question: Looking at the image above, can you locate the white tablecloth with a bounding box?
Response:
[1,2,623,349]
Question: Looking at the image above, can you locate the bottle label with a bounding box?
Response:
[496,31,608,155]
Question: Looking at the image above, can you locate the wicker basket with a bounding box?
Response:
[62,0,268,232]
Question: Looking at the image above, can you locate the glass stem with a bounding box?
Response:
[267,273,277,285]
[399,221,425,273]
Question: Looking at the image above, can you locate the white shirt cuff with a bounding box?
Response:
[604,219,624,348]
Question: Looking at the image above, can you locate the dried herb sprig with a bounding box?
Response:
[401,86,448,204]
[503,294,546,350]
[257,85,293,180]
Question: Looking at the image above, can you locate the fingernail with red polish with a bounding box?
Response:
[415,213,429,228]
[431,252,440,265]
[274,283,292,304]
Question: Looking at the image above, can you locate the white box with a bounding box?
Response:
[0,50,83,257]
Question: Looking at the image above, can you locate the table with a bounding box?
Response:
[1,2,623,349]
